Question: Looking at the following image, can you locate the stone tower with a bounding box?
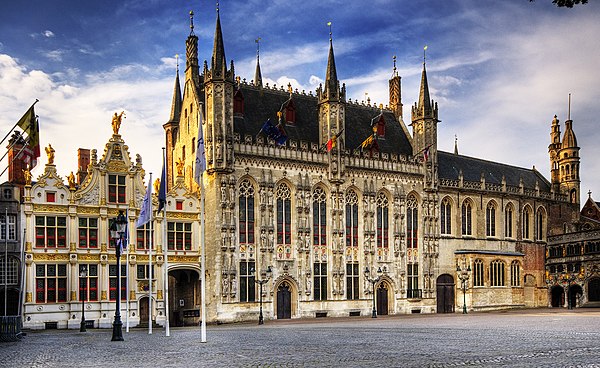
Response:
[559,117,580,205]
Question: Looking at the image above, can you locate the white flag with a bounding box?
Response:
[136,174,152,228]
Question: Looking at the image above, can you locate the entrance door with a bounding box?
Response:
[139,296,149,325]
[436,274,455,313]
[277,282,292,319]
[376,284,388,315]
[551,286,564,307]
[589,278,600,302]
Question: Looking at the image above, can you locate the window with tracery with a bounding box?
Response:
[345,190,359,248]
[505,204,514,238]
[239,180,255,245]
[406,195,418,249]
[486,202,496,237]
[535,208,545,241]
[376,192,389,248]
[490,260,505,287]
[440,197,451,235]
[473,259,484,287]
[312,187,327,247]
[276,183,292,245]
[522,206,531,240]
[510,261,520,287]
[461,200,472,236]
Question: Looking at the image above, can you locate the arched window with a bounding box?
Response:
[510,261,521,287]
[486,201,496,237]
[473,259,484,287]
[536,208,545,241]
[234,89,244,115]
[376,192,389,248]
[461,200,472,236]
[406,194,418,249]
[312,187,327,247]
[345,190,359,248]
[238,180,255,245]
[522,206,531,240]
[191,138,196,154]
[276,183,292,246]
[505,204,514,238]
[285,100,296,124]
[490,260,505,287]
[440,197,451,235]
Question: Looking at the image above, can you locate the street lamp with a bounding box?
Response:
[253,266,272,325]
[79,268,87,332]
[456,259,471,314]
[109,210,127,341]
[364,266,382,318]
[562,271,577,310]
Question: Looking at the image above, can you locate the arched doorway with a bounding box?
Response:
[436,274,455,313]
[168,269,201,327]
[139,296,150,326]
[376,283,388,316]
[568,284,583,308]
[276,281,292,319]
[589,277,600,302]
[550,286,564,307]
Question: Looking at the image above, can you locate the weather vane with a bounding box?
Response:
[189,10,195,34]
[327,21,332,41]
[424,45,428,64]
[175,54,179,72]
[393,55,397,76]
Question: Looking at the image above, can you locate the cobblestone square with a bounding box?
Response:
[2,309,600,367]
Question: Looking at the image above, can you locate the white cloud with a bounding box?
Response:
[43,30,55,38]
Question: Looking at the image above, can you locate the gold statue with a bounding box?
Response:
[112,111,125,135]
[22,168,32,185]
[45,144,55,165]
[175,158,184,176]
[68,171,76,189]
[153,178,161,193]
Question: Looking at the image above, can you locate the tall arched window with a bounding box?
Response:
[490,260,505,287]
[238,179,255,245]
[522,206,532,240]
[505,204,514,238]
[473,259,484,287]
[440,197,451,235]
[345,190,359,248]
[486,201,496,237]
[461,200,472,236]
[276,183,292,246]
[535,208,545,241]
[510,260,521,287]
[312,187,327,247]
[406,194,418,249]
[376,192,389,248]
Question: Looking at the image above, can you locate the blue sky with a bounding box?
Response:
[1,0,600,203]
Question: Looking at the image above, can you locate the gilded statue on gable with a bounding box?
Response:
[176,158,184,176]
[45,144,55,165]
[112,111,125,135]
[68,171,76,189]
[23,168,32,185]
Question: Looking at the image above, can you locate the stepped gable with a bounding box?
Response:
[233,83,412,156]
[438,151,551,191]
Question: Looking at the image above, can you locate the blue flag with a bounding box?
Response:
[157,160,167,212]
[120,209,129,253]
[259,119,287,145]
[136,175,152,228]
[194,113,206,185]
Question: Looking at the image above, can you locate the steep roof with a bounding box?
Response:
[438,151,551,191]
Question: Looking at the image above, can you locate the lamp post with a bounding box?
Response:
[79,268,87,332]
[253,266,272,325]
[456,259,471,314]
[110,210,127,341]
[562,271,577,310]
[364,266,382,318]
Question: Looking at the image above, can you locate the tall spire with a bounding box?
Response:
[168,56,182,123]
[254,37,263,87]
[454,135,459,155]
[324,21,339,100]
[186,11,199,73]
[417,60,432,117]
[211,4,227,76]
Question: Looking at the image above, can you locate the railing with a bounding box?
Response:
[407,289,422,299]
[0,316,23,342]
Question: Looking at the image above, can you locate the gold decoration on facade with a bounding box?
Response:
[45,144,55,165]
[32,204,67,213]
[154,178,161,194]
[101,291,108,300]
[33,253,69,261]
[130,290,136,300]
[176,157,185,176]
[101,244,107,252]
[70,291,77,301]
[23,168,32,185]
[68,171,76,189]
[69,243,76,252]
[25,242,32,252]
[78,254,100,261]
[112,111,125,135]
[76,207,99,214]
[166,212,198,220]
[107,161,128,172]
[157,290,163,300]
[168,255,201,263]
[25,292,32,303]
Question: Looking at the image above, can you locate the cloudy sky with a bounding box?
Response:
[1,0,599,203]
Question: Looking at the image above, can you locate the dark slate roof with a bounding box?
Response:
[233,84,413,156]
[438,151,551,191]
[455,249,525,257]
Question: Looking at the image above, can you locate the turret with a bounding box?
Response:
[548,115,561,191]
[388,56,403,120]
[559,117,580,204]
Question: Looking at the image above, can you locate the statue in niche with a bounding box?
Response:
[45,144,55,165]
[222,276,230,296]
[305,273,312,294]
[67,172,76,189]
[112,111,125,135]
[175,158,184,176]
[230,278,237,297]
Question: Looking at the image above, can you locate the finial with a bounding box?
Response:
[568,93,571,120]
[189,10,195,34]
[364,92,368,104]
[327,21,332,42]
[255,37,261,59]
[423,45,428,65]
[288,83,293,97]
[588,190,592,198]
[454,134,459,155]
[393,55,397,76]
[175,54,179,73]
[216,1,220,14]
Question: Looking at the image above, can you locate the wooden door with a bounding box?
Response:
[436,274,455,313]
[376,284,388,315]
[277,282,291,319]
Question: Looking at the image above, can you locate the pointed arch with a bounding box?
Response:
[486,200,497,237]
[461,198,474,236]
[504,202,515,238]
[345,188,359,248]
[275,182,292,260]
[440,196,453,235]
[238,178,256,246]
[522,204,533,240]
[312,185,328,248]
[535,206,547,241]
[376,191,390,249]
[406,193,418,249]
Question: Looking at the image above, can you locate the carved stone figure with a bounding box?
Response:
[175,158,184,176]
[22,168,32,185]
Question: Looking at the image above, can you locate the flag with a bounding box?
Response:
[258,119,287,145]
[360,134,375,150]
[325,128,344,152]
[119,210,129,253]
[157,161,167,212]
[194,113,206,185]
[423,146,430,162]
[16,104,41,169]
[136,175,152,228]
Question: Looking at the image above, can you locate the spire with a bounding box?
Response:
[185,11,199,73]
[168,58,182,124]
[454,135,459,155]
[417,61,432,117]
[211,5,227,75]
[325,35,338,91]
[254,37,263,87]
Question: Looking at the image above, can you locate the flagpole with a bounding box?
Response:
[148,173,153,334]
[126,210,130,333]
[162,148,170,337]
[0,99,38,147]
[4,209,7,316]
[200,172,207,343]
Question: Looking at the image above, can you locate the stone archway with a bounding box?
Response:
[568,284,583,308]
[550,285,564,308]
[376,282,389,316]
[276,281,292,319]
[436,274,455,313]
[168,268,201,327]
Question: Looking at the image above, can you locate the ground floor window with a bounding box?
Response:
[314,262,327,301]
[239,261,256,302]
[346,263,359,300]
[109,264,127,301]
[35,264,67,303]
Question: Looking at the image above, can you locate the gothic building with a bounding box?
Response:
[19,9,585,329]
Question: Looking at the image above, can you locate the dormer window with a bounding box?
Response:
[108,174,126,204]
[234,90,244,116]
[374,115,385,138]
[285,100,296,124]
[46,192,56,203]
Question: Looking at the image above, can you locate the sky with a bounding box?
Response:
[1,0,599,204]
